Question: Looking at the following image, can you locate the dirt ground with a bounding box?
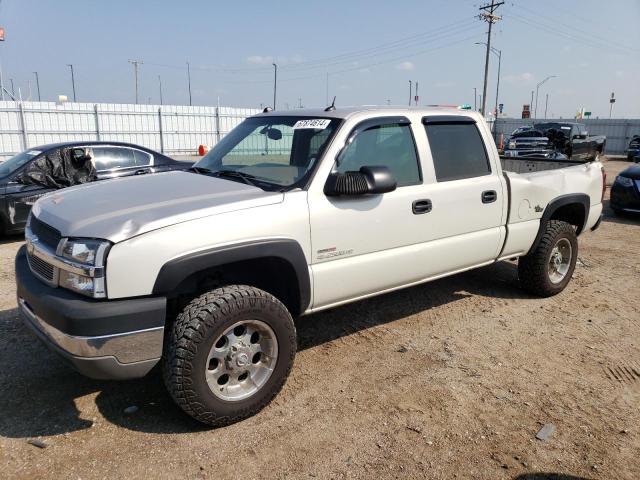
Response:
[0,159,638,480]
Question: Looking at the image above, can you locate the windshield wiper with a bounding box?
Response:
[210,169,259,187]
[190,166,214,175]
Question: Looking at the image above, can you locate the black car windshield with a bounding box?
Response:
[0,149,42,179]
[194,116,341,190]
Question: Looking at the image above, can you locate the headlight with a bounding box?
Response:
[615,176,633,187]
[61,239,106,265]
[58,238,110,297]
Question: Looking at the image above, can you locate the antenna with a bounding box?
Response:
[324,96,336,112]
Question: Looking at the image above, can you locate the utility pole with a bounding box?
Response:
[33,71,41,101]
[415,81,419,106]
[534,75,556,118]
[544,93,549,118]
[67,64,76,102]
[476,42,501,136]
[408,80,412,107]
[474,87,477,110]
[272,63,277,110]
[128,59,143,104]
[530,90,534,111]
[478,0,503,117]
[158,75,163,105]
[493,49,501,125]
[186,61,192,106]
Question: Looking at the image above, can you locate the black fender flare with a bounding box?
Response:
[527,193,590,255]
[152,239,311,315]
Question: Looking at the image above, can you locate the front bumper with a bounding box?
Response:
[16,246,166,379]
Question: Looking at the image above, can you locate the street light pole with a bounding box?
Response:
[67,64,76,102]
[474,87,477,111]
[186,61,192,106]
[33,71,41,101]
[544,93,549,118]
[272,63,277,110]
[408,80,412,107]
[158,75,163,105]
[535,75,556,118]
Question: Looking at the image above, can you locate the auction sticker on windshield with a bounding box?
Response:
[293,119,331,129]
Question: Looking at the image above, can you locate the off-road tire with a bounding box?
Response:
[518,220,578,297]
[163,285,296,426]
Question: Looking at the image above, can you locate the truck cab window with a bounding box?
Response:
[424,123,491,182]
[336,123,421,187]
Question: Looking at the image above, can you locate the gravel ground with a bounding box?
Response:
[0,159,638,480]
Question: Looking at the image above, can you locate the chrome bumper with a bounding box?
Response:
[19,297,164,364]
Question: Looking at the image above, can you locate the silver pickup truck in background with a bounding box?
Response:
[16,107,604,426]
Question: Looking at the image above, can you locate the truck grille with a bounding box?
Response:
[27,251,55,281]
[30,216,62,250]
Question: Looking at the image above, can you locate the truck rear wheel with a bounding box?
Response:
[518,220,578,297]
[163,285,296,426]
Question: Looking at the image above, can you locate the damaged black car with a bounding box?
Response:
[0,142,192,235]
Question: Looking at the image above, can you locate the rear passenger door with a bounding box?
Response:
[419,116,506,269]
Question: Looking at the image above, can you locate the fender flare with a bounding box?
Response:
[152,239,311,315]
[527,193,590,255]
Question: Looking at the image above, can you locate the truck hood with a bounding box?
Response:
[31,171,284,243]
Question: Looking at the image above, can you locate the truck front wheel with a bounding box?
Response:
[163,285,296,426]
[518,220,578,297]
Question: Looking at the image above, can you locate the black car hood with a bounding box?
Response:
[620,163,640,180]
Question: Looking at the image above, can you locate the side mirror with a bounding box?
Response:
[324,165,397,196]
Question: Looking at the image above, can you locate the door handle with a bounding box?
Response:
[134,169,149,175]
[412,199,432,214]
[481,190,497,204]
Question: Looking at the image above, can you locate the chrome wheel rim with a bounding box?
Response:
[548,238,572,284]
[205,320,278,402]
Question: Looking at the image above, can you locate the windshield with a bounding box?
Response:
[534,122,573,132]
[195,116,341,190]
[0,149,41,179]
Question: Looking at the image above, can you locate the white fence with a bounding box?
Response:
[0,101,261,161]
[492,118,640,155]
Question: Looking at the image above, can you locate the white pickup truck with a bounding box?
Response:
[16,107,604,426]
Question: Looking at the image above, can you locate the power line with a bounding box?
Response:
[247,30,486,85]
[143,28,484,86]
[508,12,638,56]
[511,2,639,54]
[144,17,477,76]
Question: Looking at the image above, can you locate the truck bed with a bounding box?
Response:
[500,156,590,174]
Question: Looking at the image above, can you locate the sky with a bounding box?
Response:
[0,0,638,118]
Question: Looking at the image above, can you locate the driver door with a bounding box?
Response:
[307,116,432,308]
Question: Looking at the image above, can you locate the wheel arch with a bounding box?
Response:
[152,239,311,317]
[527,193,589,255]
